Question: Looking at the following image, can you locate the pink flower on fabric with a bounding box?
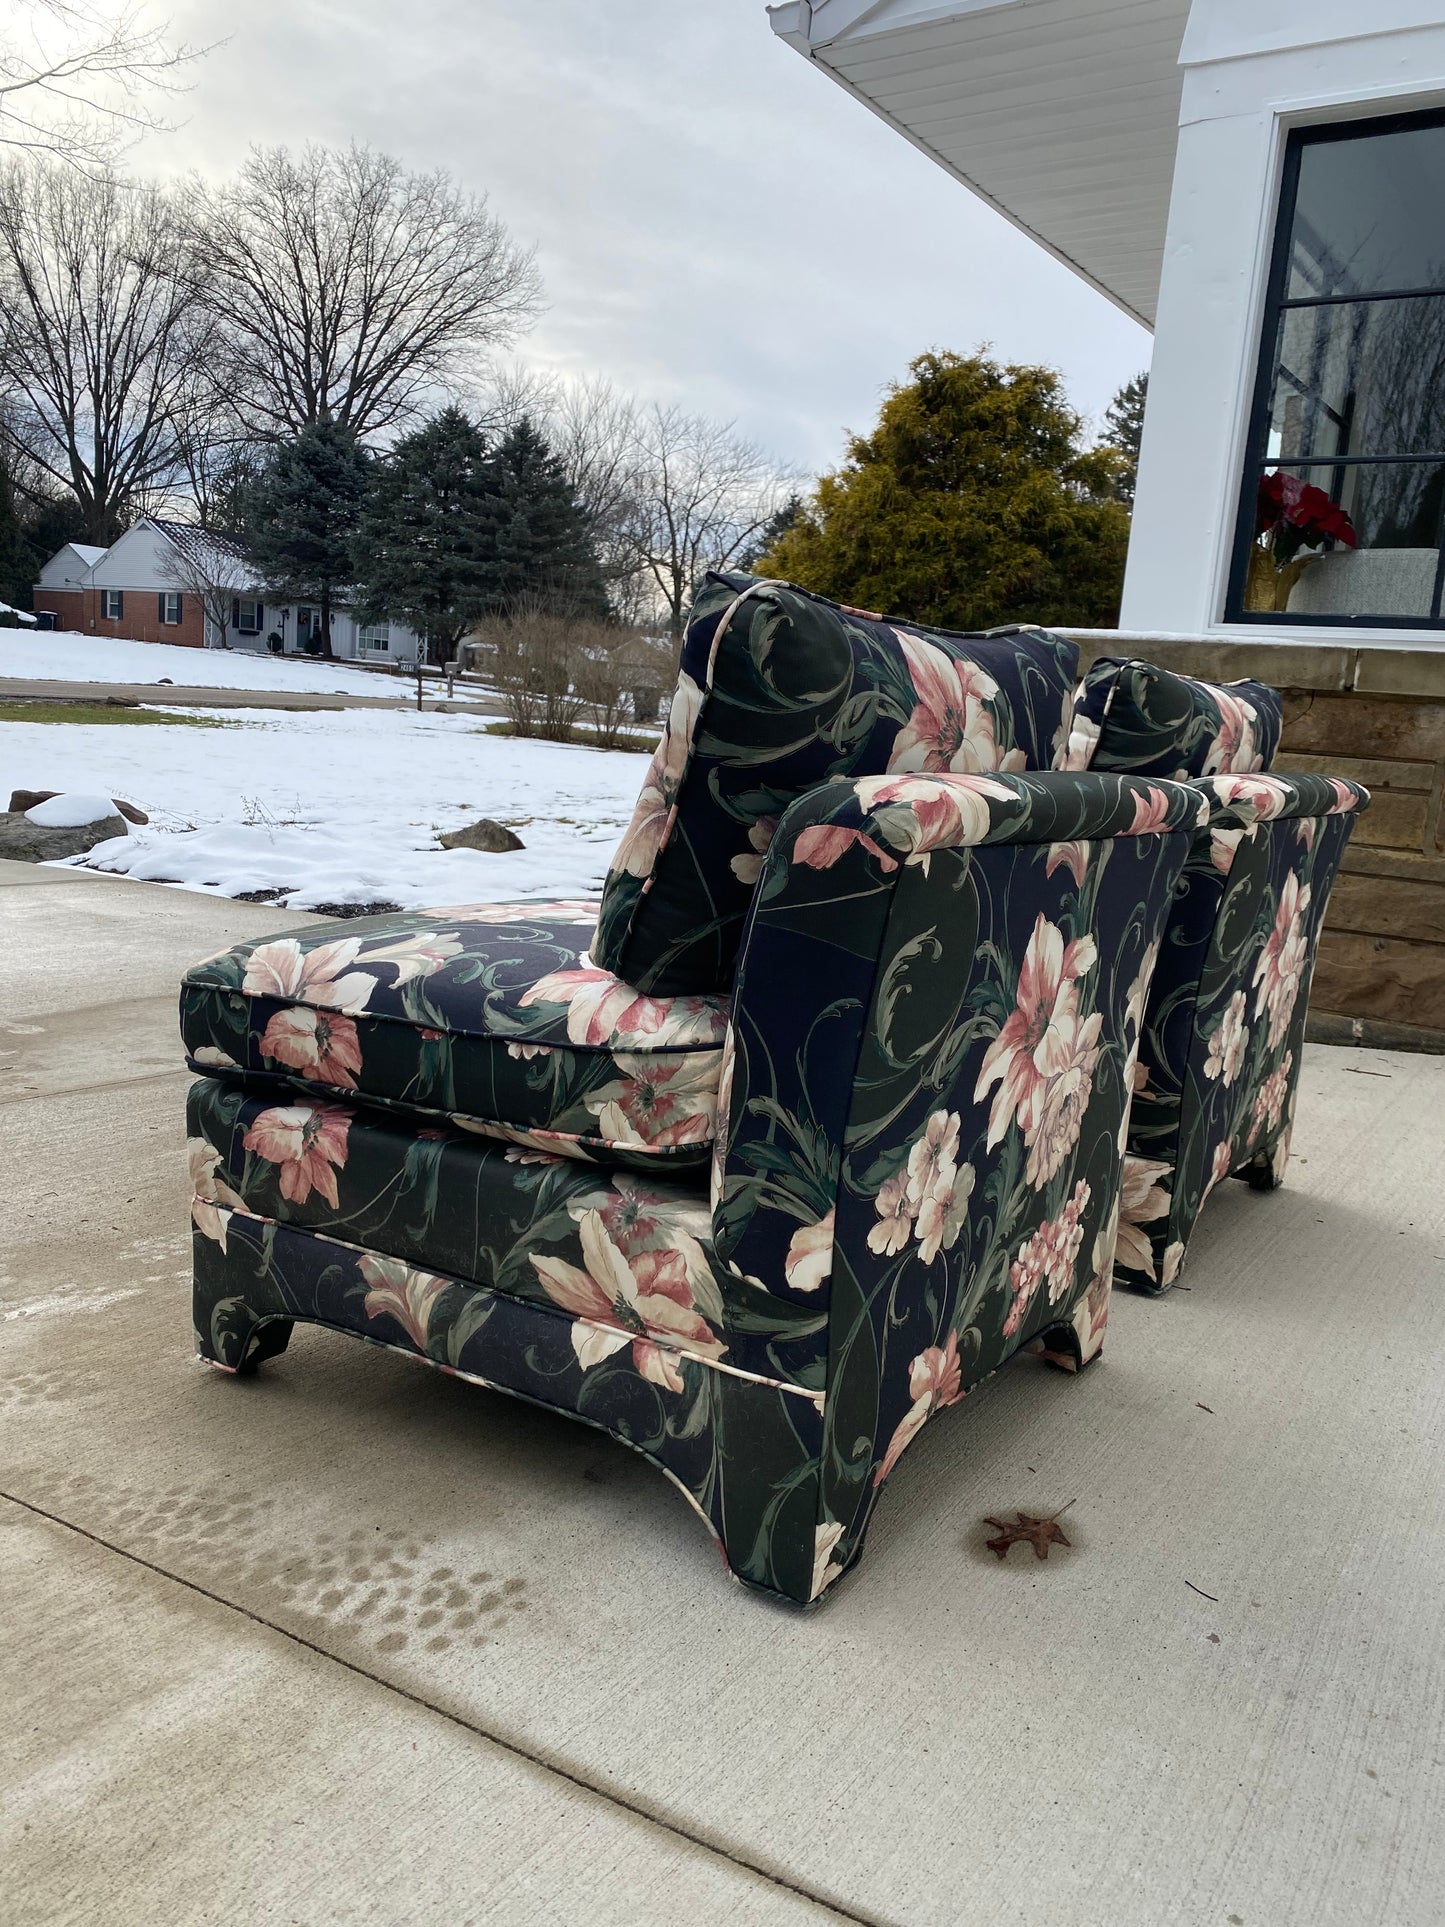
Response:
[1251,1053,1294,1140]
[359,1254,451,1351]
[868,1172,915,1256]
[1202,688,1265,776]
[1209,826,1247,876]
[519,966,727,1049]
[1003,1180,1091,1336]
[1203,774,1292,822]
[874,1332,964,1485]
[1115,1155,1171,1282]
[730,816,780,886]
[792,823,898,874]
[784,1209,835,1294]
[1206,1139,1234,1197]
[852,772,1018,865]
[531,1209,726,1392]
[259,1006,364,1089]
[241,936,376,1015]
[1127,785,1176,835]
[188,1137,248,1251]
[610,672,704,880]
[887,634,1017,775]
[904,1110,974,1264]
[1253,872,1311,1049]
[1203,990,1249,1087]
[1328,779,1360,813]
[242,1102,352,1207]
[1045,840,1090,888]
[975,915,1101,1188]
[586,1052,719,1150]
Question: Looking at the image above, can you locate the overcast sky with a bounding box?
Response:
[134,0,1151,474]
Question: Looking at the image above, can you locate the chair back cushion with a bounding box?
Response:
[1058,657,1283,778]
[593,572,1079,995]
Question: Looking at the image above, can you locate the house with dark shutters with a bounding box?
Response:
[31,517,421,663]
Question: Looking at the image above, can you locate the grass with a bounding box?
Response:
[481,719,659,753]
[0,701,230,727]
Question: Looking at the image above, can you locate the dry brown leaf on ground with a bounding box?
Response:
[983,1508,1074,1561]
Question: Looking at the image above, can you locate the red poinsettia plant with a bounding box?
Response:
[1255,470,1357,565]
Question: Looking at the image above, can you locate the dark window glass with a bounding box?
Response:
[1287,124,1445,299]
[1232,108,1445,627]
[1265,297,1445,462]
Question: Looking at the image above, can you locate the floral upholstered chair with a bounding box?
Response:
[1057,656,1370,1291]
[183,577,1205,1603]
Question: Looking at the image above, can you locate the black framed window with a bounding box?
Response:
[1229,107,1445,628]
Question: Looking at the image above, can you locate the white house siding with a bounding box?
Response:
[86,524,179,597]
[1123,2,1445,645]
[35,543,108,591]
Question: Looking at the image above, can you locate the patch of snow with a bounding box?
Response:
[0,627,407,695]
[0,704,647,912]
[24,791,120,827]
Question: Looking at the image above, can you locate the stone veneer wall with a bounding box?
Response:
[1067,637,1445,1053]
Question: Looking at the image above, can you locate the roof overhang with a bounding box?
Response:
[768,0,1193,327]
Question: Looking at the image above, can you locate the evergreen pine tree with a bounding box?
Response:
[248,421,371,654]
[352,406,495,663]
[758,351,1131,631]
[1101,372,1149,507]
[0,455,36,611]
[482,416,607,615]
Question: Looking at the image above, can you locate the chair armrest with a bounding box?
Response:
[1195,771,1370,826]
[711,770,1203,1297]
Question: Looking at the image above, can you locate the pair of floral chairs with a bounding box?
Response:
[183,574,1367,1606]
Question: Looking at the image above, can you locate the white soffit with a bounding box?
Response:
[768,0,1193,326]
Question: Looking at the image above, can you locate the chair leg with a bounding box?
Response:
[234,1318,294,1375]
[1027,1271,1111,1375]
[1242,1149,1284,1192]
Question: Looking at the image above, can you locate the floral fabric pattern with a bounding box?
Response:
[181,902,727,1172]
[1116,771,1368,1292]
[188,1076,824,1391]
[189,767,1199,1604]
[709,768,1201,1589]
[593,571,1079,996]
[1058,657,1284,779]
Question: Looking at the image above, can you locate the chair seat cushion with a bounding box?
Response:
[1058,657,1283,778]
[592,571,1079,996]
[188,1075,827,1390]
[180,900,728,1171]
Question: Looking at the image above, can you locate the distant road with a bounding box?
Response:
[0,678,507,716]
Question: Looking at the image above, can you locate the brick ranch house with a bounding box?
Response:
[32,518,422,664]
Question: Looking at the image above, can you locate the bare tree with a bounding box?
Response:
[621,404,798,638]
[476,602,590,742]
[0,158,217,542]
[1,2,204,175]
[159,521,255,648]
[186,144,544,445]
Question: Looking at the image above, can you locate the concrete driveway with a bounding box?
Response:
[3,859,1443,1925]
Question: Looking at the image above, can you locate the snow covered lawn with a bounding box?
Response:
[0,627,407,696]
[0,705,649,912]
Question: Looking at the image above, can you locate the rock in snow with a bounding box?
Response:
[0,808,129,862]
[437,817,525,853]
[10,787,149,824]
[23,792,123,828]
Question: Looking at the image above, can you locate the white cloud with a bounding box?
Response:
[135,0,1150,471]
